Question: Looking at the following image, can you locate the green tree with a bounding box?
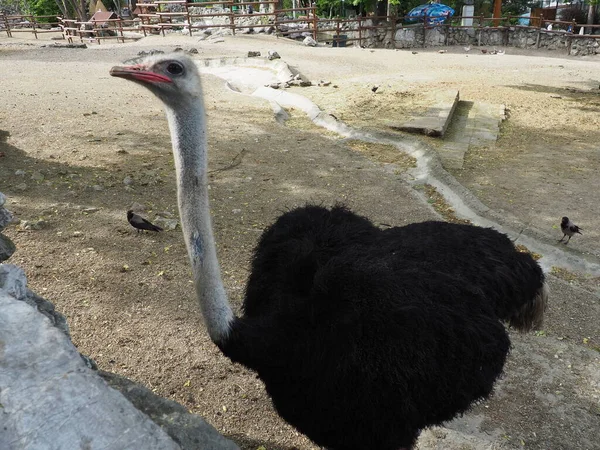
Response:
[586,0,599,31]
[501,0,535,16]
[28,0,61,18]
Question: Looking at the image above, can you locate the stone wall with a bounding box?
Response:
[390,23,600,56]
[122,5,600,56]
[318,19,395,48]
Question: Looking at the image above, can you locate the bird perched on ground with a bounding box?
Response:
[111,54,548,450]
[371,85,379,93]
[497,49,505,55]
[559,216,582,244]
[412,50,418,54]
[481,48,488,54]
[463,45,471,52]
[127,210,163,234]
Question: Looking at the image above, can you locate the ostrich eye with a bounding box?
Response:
[166,62,184,75]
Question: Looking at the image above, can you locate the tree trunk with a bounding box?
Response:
[586,3,595,34]
[54,0,69,18]
[78,0,89,21]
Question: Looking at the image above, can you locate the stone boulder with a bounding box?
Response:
[0,234,16,262]
[0,191,16,262]
[0,264,239,450]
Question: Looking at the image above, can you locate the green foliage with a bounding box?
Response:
[314,0,347,18]
[27,0,61,18]
[501,0,535,16]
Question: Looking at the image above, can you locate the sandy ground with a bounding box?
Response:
[1,32,599,450]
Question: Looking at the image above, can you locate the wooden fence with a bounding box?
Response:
[60,17,141,44]
[1,14,60,39]
[2,5,600,48]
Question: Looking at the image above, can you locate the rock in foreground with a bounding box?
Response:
[0,264,239,450]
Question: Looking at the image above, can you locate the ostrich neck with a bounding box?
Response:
[164,99,234,344]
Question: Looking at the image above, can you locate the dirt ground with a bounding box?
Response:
[1,33,599,450]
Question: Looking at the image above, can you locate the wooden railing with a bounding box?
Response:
[1,14,60,38]
[60,17,141,44]
[2,8,600,48]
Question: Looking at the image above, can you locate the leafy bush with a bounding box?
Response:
[28,0,61,21]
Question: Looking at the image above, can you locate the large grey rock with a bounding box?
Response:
[0,293,182,450]
[303,36,317,47]
[0,234,16,262]
[0,265,70,335]
[0,265,181,450]
[100,371,240,450]
[153,215,179,231]
[0,264,239,450]
[0,206,13,230]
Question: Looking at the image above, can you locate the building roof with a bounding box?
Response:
[91,11,119,25]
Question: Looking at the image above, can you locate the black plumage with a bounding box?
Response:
[127,210,163,233]
[220,205,546,450]
[380,220,547,331]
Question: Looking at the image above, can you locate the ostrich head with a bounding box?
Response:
[110,54,202,106]
[111,53,234,344]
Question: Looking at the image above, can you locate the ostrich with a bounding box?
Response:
[110,54,548,450]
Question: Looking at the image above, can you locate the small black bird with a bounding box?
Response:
[371,85,379,93]
[559,216,582,244]
[127,210,163,234]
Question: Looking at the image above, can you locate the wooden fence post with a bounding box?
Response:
[118,18,125,43]
[536,14,543,48]
[229,1,236,36]
[30,14,39,39]
[186,2,192,37]
[358,15,362,47]
[390,12,396,48]
[1,14,12,37]
[312,4,317,41]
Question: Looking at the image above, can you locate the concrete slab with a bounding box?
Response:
[391,90,460,137]
[437,100,506,169]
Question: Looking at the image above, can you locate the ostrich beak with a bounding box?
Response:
[110,65,172,84]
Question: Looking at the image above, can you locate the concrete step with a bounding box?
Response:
[437,100,506,170]
[390,89,460,137]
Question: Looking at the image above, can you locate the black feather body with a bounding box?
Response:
[380,221,546,330]
[218,205,544,450]
[127,210,163,233]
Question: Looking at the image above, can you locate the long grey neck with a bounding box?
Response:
[164,97,234,344]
